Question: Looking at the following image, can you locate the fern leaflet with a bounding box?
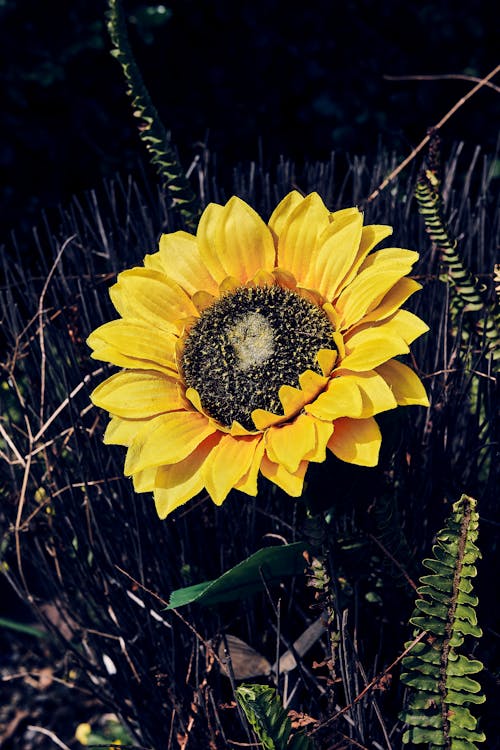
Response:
[415,167,499,360]
[236,683,314,750]
[400,494,485,749]
[107,0,200,230]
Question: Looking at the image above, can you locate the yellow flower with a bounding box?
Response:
[88,192,429,518]
[75,723,92,745]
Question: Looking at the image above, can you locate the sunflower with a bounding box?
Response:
[87,191,429,518]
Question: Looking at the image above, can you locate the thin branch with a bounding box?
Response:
[26,726,72,750]
[367,63,500,203]
[309,630,428,734]
[37,235,76,425]
[0,421,25,466]
[114,565,222,667]
[384,72,500,94]
[31,366,106,444]
[369,533,418,591]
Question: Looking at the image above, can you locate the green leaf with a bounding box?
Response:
[451,737,486,749]
[402,656,440,677]
[446,675,483,694]
[446,690,486,706]
[167,543,308,609]
[417,584,451,605]
[449,726,486,742]
[447,655,483,676]
[404,712,443,729]
[404,691,441,710]
[403,726,443,743]
[410,615,446,635]
[422,558,454,576]
[415,598,449,620]
[454,604,478,626]
[236,684,314,750]
[447,706,477,731]
[409,641,441,660]
[236,684,290,750]
[401,673,440,692]
[0,616,47,639]
[420,573,453,593]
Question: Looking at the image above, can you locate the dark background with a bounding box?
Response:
[0,0,498,241]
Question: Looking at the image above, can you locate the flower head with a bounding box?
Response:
[87,192,429,518]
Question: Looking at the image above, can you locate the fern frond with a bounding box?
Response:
[415,169,500,360]
[400,494,485,749]
[235,683,314,750]
[107,0,200,230]
[415,175,484,313]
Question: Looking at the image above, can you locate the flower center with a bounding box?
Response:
[181,285,335,430]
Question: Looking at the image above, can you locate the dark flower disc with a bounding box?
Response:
[181,285,336,430]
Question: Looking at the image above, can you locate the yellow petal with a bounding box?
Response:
[265,414,333,472]
[227,420,258,436]
[322,302,340,330]
[332,224,394,298]
[251,407,288,430]
[335,249,419,328]
[297,369,330,402]
[384,309,429,345]
[268,190,304,240]
[266,413,317,473]
[356,278,422,327]
[91,370,184,418]
[109,268,198,332]
[352,369,398,417]
[317,348,337,376]
[308,370,397,420]
[329,206,361,225]
[214,197,276,282]
[202,434,262,505]
[305,418,334,463]
[327,417,381,466]
[197,202,226,282]
[103,415,145,446]
[377,360,429,406]
[235,439,266,495]
[260,454,308,496]
[125,411,217,474]
[132,467,158,493]
[185,389,255,435]
[185,386,204,413]
[358,247,419,274]
[219,275,241,294]
[154,230,219,295]
[276,193,331,283]
[153,433,221,518]
[271,267,298,289]
[332,330,346,359]
[252,369,328,430]
[142,251,164,273]
[192,290,217,313]
[340,328,410,371]
[306,210,364,300]
[275,371,326,418]
[305,375,364,420]
[248,269,277,287]
[87,320,179,374]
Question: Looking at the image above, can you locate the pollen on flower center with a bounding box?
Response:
[181,285,336,430]
[227,312,275,372]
